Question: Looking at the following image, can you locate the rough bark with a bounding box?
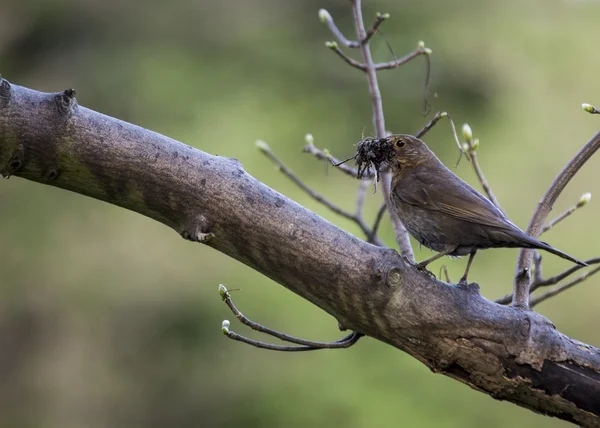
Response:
[1,80,599,426]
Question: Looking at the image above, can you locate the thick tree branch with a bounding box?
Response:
[2,81,600,426]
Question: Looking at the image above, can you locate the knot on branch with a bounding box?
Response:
[0,78,11,107]
[180,215,214,244]
[54,88,78,117]
[42,166,60,181]
[1,146,26,178]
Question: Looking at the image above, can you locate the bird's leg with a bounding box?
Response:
[458,250,477,286]
[415,248,457,271]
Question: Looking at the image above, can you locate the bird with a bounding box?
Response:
[382,134,587,285]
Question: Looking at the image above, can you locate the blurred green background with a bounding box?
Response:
[1,0,600,427]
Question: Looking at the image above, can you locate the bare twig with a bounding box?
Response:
[415,111,447,138]
[530,266,600,308]
[513,130,600,308]
[219,285,362,351]
[257,140,384,246]
[461,124,501,209]
[367,202,387,244]
[533,257,600,289]
[533,251,543,284]
[373,46,428,71]
[362,13,388,46]
[351,0,414,260]
[318,9,358,48]
[582,103,600,115]
[326,41,367,71]
[495,256,600,305]
[415,112,469,165]
[303,140,366,178]
[356,178,370,216]
[541,192,591,234]
[440,265,452,283]
[319,9,389,49]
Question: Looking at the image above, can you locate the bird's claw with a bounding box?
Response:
[415,262,436,279]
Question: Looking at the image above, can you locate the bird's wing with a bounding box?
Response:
[394,167,515,230]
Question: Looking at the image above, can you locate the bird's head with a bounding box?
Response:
[354,134,435,180]
[384,134,433,170]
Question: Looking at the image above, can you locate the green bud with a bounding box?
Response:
[325,41,338,49]
[255,140,269,150]
[471,138,480,151]
[439,112,448,118]
[582,103,600,114]
[379,12,390,20]
[462,124,473,144]
[221,320,230,334]
[323,148,331,157]
[318,9,331,23]
[424,48,433,55]
[578,192,592,207]
[218,284,228,298]
[304,133,314,145]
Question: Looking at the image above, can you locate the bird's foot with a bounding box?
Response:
[457,277,469,287]
[415,262,436,279]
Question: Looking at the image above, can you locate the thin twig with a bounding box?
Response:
[530,266,600,308]
[319,9,388,48]
[367,203,387,244]
[352,0,415,261]
[440,265,452,283]
[541,193,591,234]
[258,140,384,246]
[415,111,446,138]
[373,47,426,71]
[469,149,501,209]
[495,256,600,305]
[414,112,469,164]
[303,141,365,178]
[512,130,600,308]
[327,42,367,71]
[356,178,370,216]
[361,13,388,46]
[533,251,543,284]
[319,9,359,48]
[533,257,600,289]
[459,128,501,211]
[219,285,362,351]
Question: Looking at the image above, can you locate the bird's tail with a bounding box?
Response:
[525,235,588,267]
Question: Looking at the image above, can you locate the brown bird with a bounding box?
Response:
[382,134,587,284]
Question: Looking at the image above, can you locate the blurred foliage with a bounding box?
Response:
[1,0,600,427]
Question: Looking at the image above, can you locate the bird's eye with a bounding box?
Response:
[395,139,406,148]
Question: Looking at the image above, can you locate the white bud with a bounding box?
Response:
[255,140,269,150]
[318,9,331,23]
[304,133,314,145]
[222,320,231,334]
[424,48,433,55]
[417,40,425,49]
[582,103,597,113]
[578,192,592,207]
[462,124,473,144]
